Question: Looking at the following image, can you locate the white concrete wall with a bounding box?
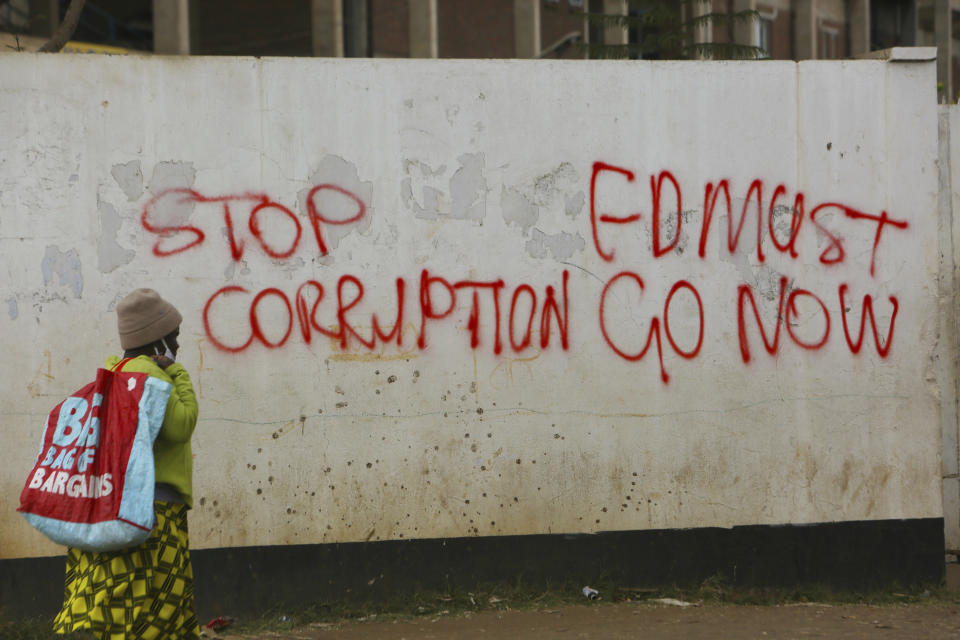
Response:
[940,104,960,553]
[0,53,941,559]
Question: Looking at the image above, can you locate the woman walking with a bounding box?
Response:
[53,288,201,639]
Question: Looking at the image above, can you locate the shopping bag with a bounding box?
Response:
[17,360,171,551]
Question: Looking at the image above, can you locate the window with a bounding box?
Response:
[755,18,772,57]
[820,25,840,59]
[754,8,776,59]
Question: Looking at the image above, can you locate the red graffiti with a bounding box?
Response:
[651,171,682,258]
[599,272,704,383]
[417,271,456,350]
[202,286,252,353]
[809,204,909,277]
[509,285,537,351]
[142,185,367,260]
[207,276,405,353]
[838,284,899,357]
[737,277,788,364]
[453,280,505,354]
[663,280,704,358]
[727,179,766,263]
[737,279,897,363]
[785,287,831,351]
[204,270,570,356]
[151,169,909,386]
[590,162,641,262]
[590,161,909,275]
[305,184,366,255]
[768,185,803,258]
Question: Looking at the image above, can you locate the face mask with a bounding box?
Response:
[161,338,176,362]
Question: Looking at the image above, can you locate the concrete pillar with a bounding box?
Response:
[152,0,191,55]
[409,0,438,58]
[343,0,370,57]
[848,0,870,56]
[580,0,590,59]
[312,0,344,57]
[691,0,713,59]
[732,0,757,51]
[793,0,817,59]
[602,0,627,47]
[514,0,541,58]
[936,0,952,102]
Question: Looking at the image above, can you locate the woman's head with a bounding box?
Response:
[116,288,182,357]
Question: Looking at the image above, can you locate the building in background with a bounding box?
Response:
[0,1,956,94]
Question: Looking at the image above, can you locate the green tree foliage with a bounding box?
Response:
[582,0,763,60]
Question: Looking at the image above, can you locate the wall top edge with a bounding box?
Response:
[856,47,938,62]
[0,53,863,68]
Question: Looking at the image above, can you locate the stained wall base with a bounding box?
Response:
[0,518,944,622]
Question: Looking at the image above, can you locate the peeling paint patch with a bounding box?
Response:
[223,259,251,280]
[402,177,446,220]
[402,155,486,222]
[648,209,693,256]
[752,264,790,302]
[450,153,486,221]
[565,191,586,218]
[401,162,437,219]
[149,161,196,194]
[813,207,837,251]
[534,162,579,205]
[97,200,135,273]
[146,161,198,228]
[298,155,374,254]
[525,228,586,261]
[7,297,18,320]
[111,160,144,201]
[404,159,447,179]
[41,246,83,298]
[726,256,788,305]
[770,202,802,244]
[502,162,584,234]
[278,256,306,276]
[501,187,538,234]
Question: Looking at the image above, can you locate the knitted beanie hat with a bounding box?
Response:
[117,288,182,350]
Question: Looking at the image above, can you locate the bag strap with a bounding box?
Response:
[111,357,133,372]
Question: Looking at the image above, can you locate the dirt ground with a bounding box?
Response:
[209,566,960,640]
[218,601,960,640]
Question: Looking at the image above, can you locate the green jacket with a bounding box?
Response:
[106,355,199,508]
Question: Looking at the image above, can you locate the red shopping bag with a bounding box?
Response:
[18,360,171,551]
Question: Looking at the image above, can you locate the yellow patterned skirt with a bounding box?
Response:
[53,501,201,639]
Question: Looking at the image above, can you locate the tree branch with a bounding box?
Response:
[38,0,87,53]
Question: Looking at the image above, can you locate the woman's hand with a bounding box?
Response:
[151,354,175,370]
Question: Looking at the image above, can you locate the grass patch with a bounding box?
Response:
[223,579,591,633]
[662,575,959,607]
[5,578,956,638]
[219,577,960,635]
[0,617,91,640]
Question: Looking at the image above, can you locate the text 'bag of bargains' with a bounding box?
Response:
[18,360,170,551]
